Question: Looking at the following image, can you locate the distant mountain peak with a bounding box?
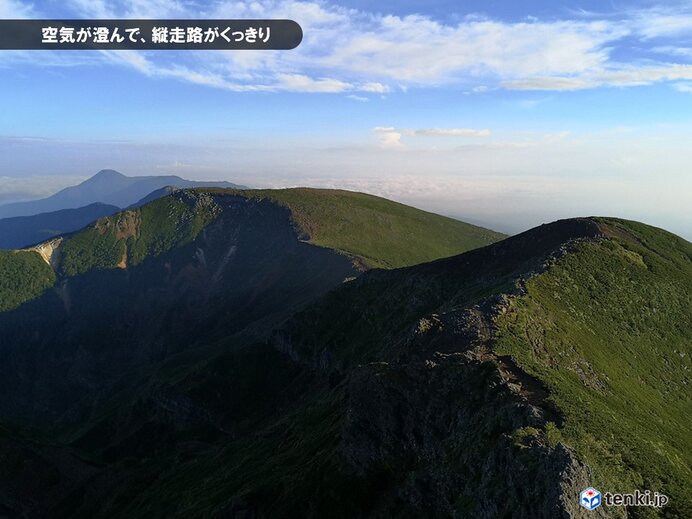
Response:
[94,169,124,176]
[0,171,246,219]
[90,169,126,180]
[83,170,128,187]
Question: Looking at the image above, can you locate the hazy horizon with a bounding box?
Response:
[2,168,690,240]
[1,0,691,239]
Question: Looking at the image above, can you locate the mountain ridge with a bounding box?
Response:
[10,187,506,280]
[0,194,688,517]
[0,187,505,427]
[0,170,246,219]
[262,216,690,517]
[0,202,120,250]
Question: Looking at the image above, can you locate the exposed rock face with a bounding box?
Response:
[265,220,629,518]
[28,237,63,269]
[337,302,613,518]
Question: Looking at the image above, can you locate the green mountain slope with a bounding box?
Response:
[0,188,503,426]
[58,191,222,276]
[0,250,55,311]
[3,216,685,518]
[493,218,692,517]
[56,188,504,276]
[260,216,690,518]
[222,188,506,268]
[3,188,504,306]
[2,195,687,517]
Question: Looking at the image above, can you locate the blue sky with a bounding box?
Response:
[0,0,691,237]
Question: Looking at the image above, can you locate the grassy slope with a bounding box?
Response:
[0,250,55,311]
[196,188,506,268]
[3,216,688,517]
[4,188,504,305]
[494,218,692,517]
[170,217,687,517]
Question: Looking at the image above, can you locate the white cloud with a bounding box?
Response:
[275,73,352,93]
[360,82,390,93]
[0,0,34,17]
[504,64,692,91]
[503,77,594,91]
[412,128,491,137]
[652,46,692,59]
[373,127,403,149]
[372,126,492,148]
[674,82,692,93]
[65,0,187,18]
[632,8,692,39]
[346,94,368,102]
[6,1,692,94]
[324,17,618,82]
[0,175,86,204]
[121,0,189,18]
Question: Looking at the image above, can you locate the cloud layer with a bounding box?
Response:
[0,175,86,204]
[2,1,691,94]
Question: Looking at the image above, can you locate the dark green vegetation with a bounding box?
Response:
[0,250,55,311]
[0,191,688,518]
[0,202,119,250]
[59,192,221,276]
[0,187,501,425]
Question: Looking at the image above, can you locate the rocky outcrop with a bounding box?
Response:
[339,343,611,517]
[267,219,626,517]
[27,237,63,269]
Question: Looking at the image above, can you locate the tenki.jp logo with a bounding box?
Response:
[580,488,602,510]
